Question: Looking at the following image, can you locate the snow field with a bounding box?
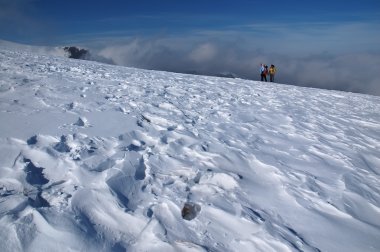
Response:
[0,47,380,251]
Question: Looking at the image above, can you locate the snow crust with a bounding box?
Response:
[1,46,380,252]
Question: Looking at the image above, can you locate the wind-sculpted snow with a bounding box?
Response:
[0,47,380,251]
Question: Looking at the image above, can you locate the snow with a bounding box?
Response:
[1,44,380,252]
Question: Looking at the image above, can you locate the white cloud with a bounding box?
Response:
[189,43,217,63]
[79,20,380,96]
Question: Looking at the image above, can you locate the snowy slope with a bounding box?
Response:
[0,46,380,252]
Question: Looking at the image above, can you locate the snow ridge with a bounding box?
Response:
[0,47,380,251]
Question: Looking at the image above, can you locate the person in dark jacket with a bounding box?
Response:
[260,64,268,82]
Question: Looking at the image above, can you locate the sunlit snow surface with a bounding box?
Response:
[1,47,380,252]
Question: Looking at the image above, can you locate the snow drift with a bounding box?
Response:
[0,45,380,252]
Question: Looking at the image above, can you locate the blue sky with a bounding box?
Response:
[1,0,380,95]
[1,0,379,47]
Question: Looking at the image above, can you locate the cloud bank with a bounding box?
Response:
[88,33,380,96]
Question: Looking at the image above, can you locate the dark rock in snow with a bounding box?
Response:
[181,202,201,221]
[64,46,90,60]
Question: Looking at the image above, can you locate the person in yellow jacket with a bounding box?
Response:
[269,64,276,82]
